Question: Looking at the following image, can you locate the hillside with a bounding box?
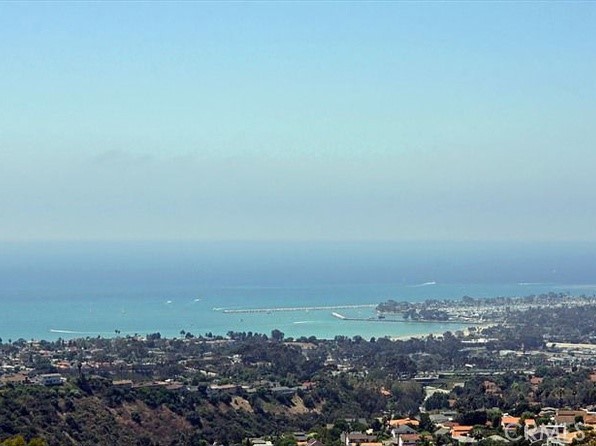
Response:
[0,380,322,446]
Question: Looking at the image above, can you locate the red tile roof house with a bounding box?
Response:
[389,418,420,428]
[555,410,584,425]
[450,425,474,439]
[501,415,521,434]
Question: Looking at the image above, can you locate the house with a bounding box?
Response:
[165,382,185,392]
[450,425,474,438]
[37,373,65,386]
[341,432,377,446]
[413,374,439,383]
[396,434,420,446]
[434,427,450,437]
[501,415,521,433]
[392,426,418,436]
[271,386,297,396]
[250,438,273,446]
[539,407,558,417]
[391,426,420,446]
[554,410,583,425]
[54,360,72,371]
[389,418,419,428]
[293,432,309,443]
[429,414,451,425]
[207,383,240,395]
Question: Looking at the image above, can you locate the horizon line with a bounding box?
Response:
[2,238,596,244]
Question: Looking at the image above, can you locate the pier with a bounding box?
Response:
[219,304,377,314]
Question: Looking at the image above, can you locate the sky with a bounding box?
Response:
[1,2,595,242]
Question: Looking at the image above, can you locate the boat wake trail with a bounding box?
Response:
[409,281,437,288]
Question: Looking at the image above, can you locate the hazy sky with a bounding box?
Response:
[1,2,595,242]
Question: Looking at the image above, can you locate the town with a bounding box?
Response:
[1,294,595,446]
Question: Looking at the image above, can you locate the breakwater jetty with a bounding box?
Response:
[219,304,377,314]
[331,312,482,324]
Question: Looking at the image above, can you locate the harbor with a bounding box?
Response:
[331,312,483,324]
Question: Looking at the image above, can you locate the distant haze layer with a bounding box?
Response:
[1,3,596,241]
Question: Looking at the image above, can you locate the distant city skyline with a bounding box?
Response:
[1,2,595,241]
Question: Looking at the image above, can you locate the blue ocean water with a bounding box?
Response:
[1,241,596,341]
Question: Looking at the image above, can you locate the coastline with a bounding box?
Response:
[2,281,594,342]
[389,323,496,341]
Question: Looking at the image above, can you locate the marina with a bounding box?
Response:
[331,312,483,324]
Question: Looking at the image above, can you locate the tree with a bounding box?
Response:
[419,413,435,433]
[457,410,488,426]
[1,436,26,446]
[271,329,285,342]
[274,435,297,446]
[424,392,450,411]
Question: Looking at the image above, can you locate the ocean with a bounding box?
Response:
[1,241,596,341]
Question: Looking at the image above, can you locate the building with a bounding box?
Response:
[37,373,65,386]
